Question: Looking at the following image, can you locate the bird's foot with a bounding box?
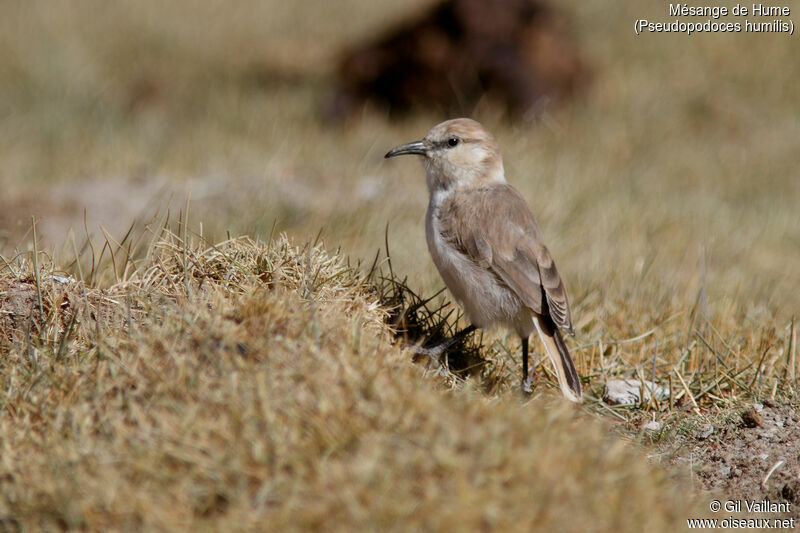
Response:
[401,341,452,376]
[400,325,477,376]
[402,339,452,358]
[522,374,533,395]
[522,366,539,395]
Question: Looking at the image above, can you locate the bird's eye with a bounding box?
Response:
[447,137,459,147]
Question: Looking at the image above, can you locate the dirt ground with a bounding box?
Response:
[663,403,800,518]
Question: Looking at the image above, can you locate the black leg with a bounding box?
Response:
[452,324,477,343]
[522,336,532,394]
[522,336,529,379]
[405,324,477,358]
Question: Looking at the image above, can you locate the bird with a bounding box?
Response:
[384,118,582,402]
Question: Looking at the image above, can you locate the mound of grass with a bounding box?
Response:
[0,227,699,531]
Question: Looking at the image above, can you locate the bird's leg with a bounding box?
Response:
[404,324,477,372]
[412,324,477,356]
[521,336,533,394]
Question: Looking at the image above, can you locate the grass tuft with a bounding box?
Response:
[0,226,701,531]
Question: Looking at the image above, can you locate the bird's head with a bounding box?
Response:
[385,118,505,194]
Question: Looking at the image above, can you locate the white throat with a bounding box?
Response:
[427,162,506,208]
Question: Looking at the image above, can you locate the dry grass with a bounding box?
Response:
[0,229,697,531]
[1,0,799,529]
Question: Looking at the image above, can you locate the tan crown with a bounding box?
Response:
[421,118,506,192]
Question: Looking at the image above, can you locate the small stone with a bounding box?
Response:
[603,379,668,405]
[643,420,662,432]
[741,407,763,428]
[47,274,77,284]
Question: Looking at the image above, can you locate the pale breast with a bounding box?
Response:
[425,201,532,335]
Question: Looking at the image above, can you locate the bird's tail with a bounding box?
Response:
[533,315,582,403]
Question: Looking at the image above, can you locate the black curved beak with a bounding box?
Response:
[385,140,426,158]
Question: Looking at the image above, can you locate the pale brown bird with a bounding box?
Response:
[385,118,582,402]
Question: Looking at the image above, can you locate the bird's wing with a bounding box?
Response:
[440,184,573,334]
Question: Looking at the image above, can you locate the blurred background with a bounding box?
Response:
[1,0,798,319]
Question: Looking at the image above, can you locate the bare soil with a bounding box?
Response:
[669,403,800,517]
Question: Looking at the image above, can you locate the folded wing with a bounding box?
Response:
[441,184,573,334]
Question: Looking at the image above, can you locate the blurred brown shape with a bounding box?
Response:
[327,0,588,122]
